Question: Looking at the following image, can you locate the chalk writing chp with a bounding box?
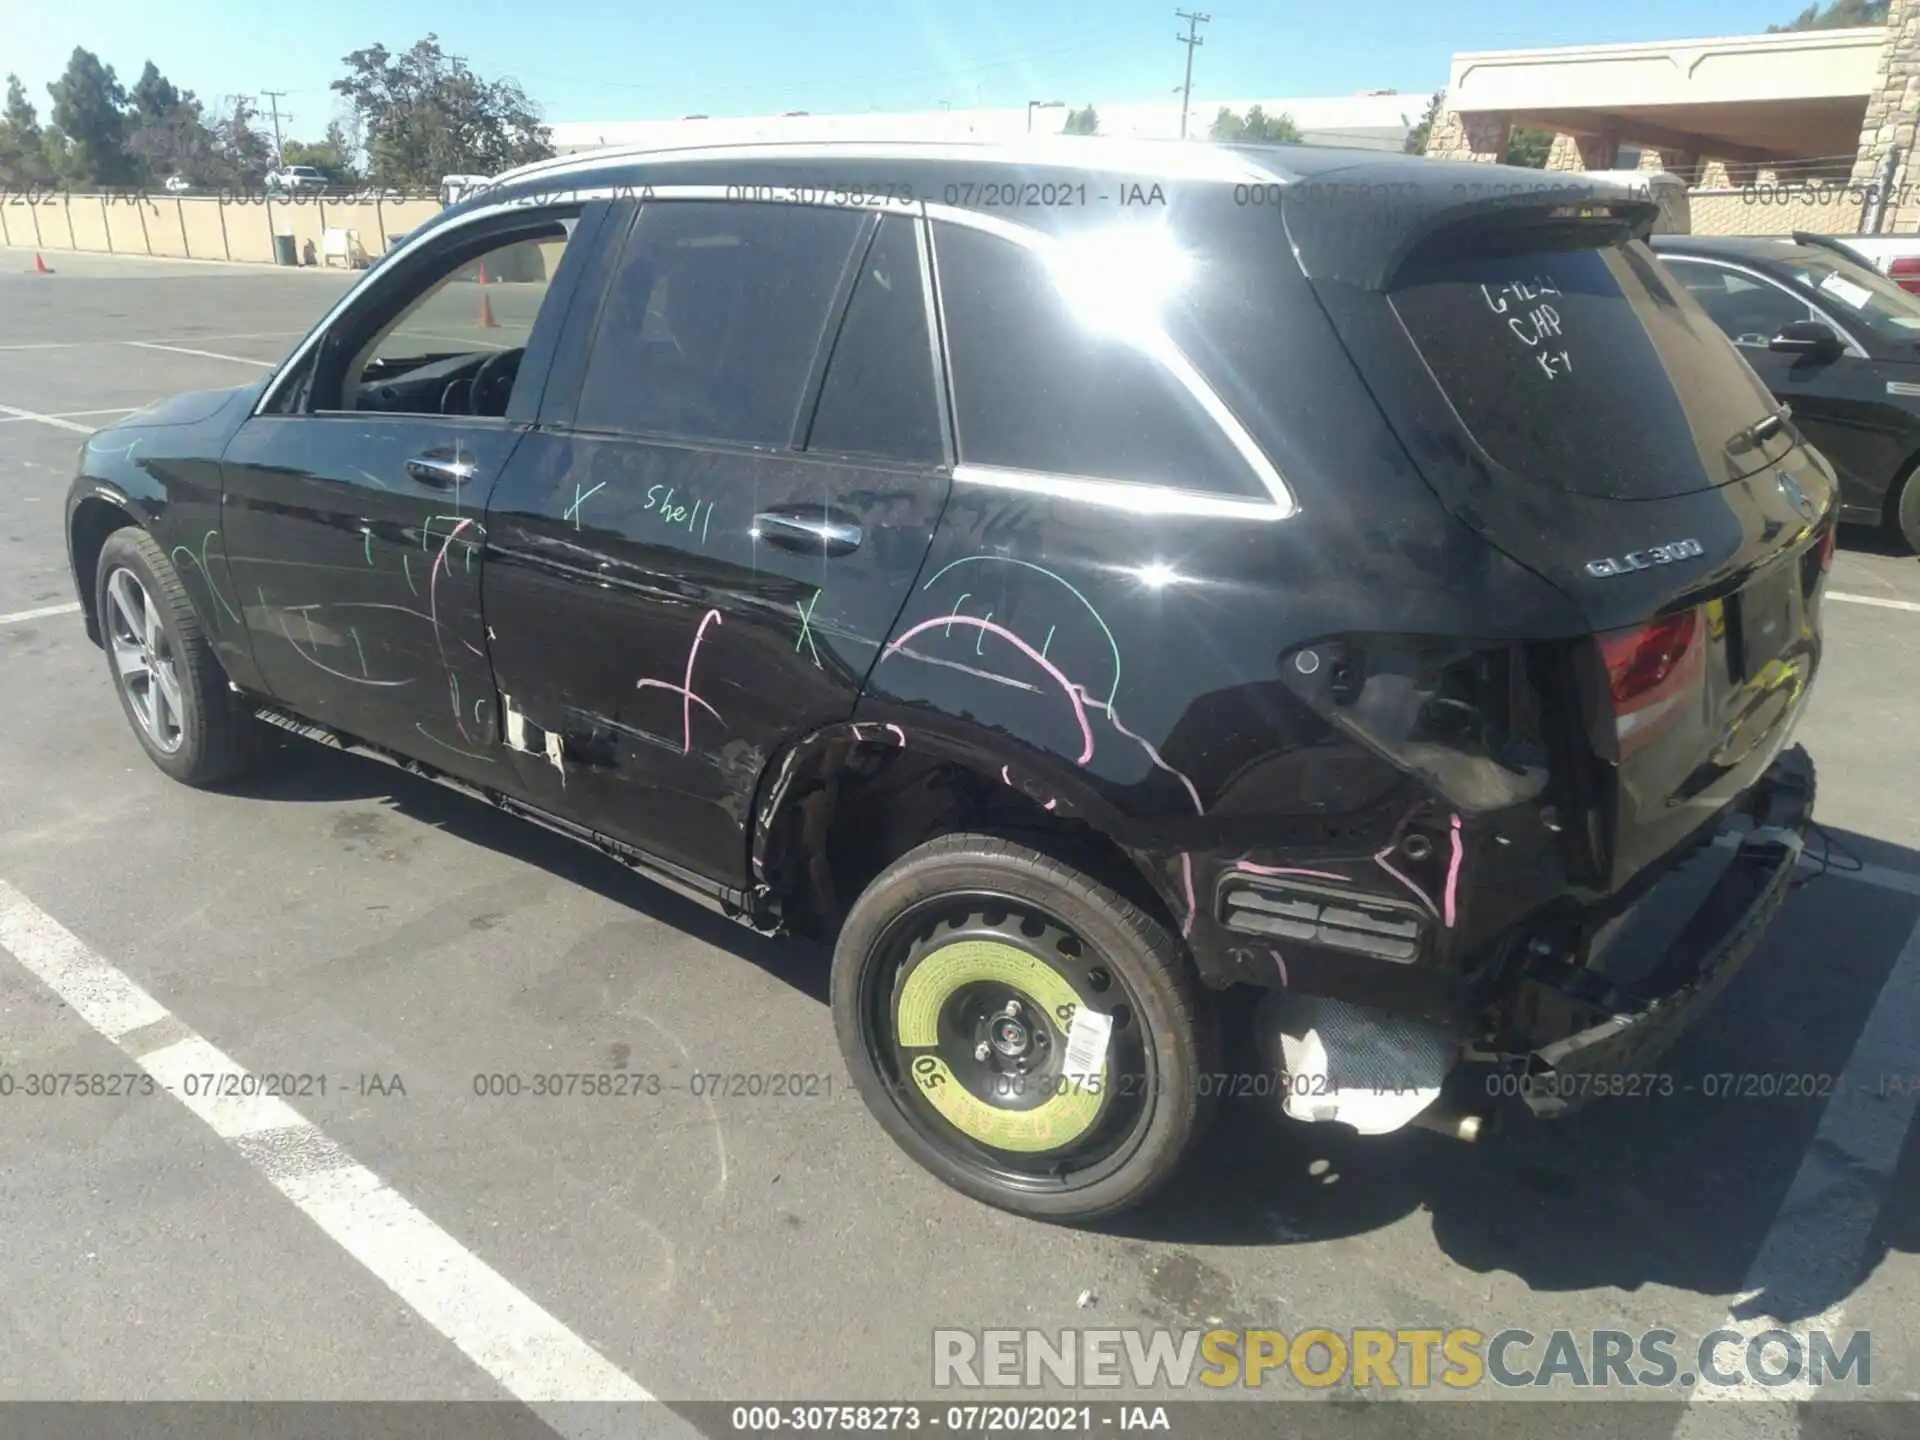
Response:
[1480,276,1572,381]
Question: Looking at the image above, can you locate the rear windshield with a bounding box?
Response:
[1389,235,1793,500]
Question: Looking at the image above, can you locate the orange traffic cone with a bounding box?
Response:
[475,258,491,285]
[32,252,52,274]
[477,291,498,329]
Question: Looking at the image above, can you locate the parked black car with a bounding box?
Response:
[1652,231,1920,550]
[66,143,1829,1220]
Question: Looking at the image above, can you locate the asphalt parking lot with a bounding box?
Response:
[4,241,1920,1438]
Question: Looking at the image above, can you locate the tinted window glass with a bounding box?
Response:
[577,202,865,446]
[933,222,1263,496]
[1662,259,1815,345]
[808,216,943,464]
[1390,237,1791,499]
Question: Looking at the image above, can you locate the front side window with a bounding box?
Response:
[932,220,1266,497]
[1661,260,1817,347]
[574,201,867,446]
[326,218,578,417]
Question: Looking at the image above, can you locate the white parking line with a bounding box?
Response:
[1670,911,1920,1431]
[0,602,81,627]
[125,341,275,367]
[0,403,93,434]
[0,881,690,1436]
[1828,591,1920,614]
[0,332,302,352]
[0,407,138,424]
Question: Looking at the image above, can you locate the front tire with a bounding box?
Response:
[831,833,1218,1222]
[96,528,261,786]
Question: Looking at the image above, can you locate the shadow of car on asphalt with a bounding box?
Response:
[227,736,1918,1321]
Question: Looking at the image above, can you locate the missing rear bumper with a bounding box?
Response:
[1502,744,1816,1119]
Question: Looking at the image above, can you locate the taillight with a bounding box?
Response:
[1597,608,1704,758]
[1889,257,1920,295]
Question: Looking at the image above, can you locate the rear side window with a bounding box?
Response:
[576,201,865,446]
[1390,237,1792,499]
[933,221,1265,497]
[807,215,944,465]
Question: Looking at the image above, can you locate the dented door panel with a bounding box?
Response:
[483,432,948,886]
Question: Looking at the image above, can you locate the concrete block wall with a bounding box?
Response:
[0,193,448,266]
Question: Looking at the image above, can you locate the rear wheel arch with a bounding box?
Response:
[750,724,1188,952]
[69,498,142,645]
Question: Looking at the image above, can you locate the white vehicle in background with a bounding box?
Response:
[439,174,494,207]
[265,165,329,196]
[162,174,193,195]
[1804,232,1920,294]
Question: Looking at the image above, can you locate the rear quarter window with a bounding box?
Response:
[1390,237,1792,500]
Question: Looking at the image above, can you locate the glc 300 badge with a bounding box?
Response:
[1585,538,1705,578]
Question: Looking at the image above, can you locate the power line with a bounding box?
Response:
[1174,10,1210,140]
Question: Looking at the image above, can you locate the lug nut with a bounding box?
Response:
[1003,1000,1020,1018]
[974,1041,990,1061]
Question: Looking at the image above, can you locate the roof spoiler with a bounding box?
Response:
[1279,160,1662,290]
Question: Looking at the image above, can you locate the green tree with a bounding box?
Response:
[0,73,54,186]
[124,61,217,184]
[46,46,136,187]
[1062,105,1099,136]
[1209,105,1301,144]
[1504,126,1555,168]
[1404,90,1444,155]
[1768,0,1888,30]
[331,34,552,187]
[127,61,184,125]
[281,119,362,184]
[208,95,276,186]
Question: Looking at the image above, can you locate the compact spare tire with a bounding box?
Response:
[832,834,1218,1222]
[95,527,260,786]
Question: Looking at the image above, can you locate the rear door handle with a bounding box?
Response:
[754,508,863,557]
[406,450,477,488]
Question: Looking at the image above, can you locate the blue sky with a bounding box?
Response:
[12,0,1823,138]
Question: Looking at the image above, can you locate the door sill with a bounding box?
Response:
[251,704,777,931]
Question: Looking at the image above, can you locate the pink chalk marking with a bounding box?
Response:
[1373,843,1440,920]
[428,518,476,739]
[1443,813,1464,929]
[1271,948,1288,988]
[683,609,722,753]
[1044,798,1057,812]
[1179,852,1197,938]
[634,608,725,755]
[1089,694,1204,818]
[1230,861,1349,883]
[884,723,906,747]
[1001,765,1014,785]
[885,615,1095,765]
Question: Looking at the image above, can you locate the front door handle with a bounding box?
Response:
[754,508,862,557]
[406,450,477,489]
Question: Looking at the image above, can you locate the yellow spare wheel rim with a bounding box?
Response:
[895,938,1106,1152]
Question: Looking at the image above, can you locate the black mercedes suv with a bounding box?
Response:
[64,140,1830,1220]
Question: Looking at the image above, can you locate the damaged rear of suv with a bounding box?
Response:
[826,151,1829,1220]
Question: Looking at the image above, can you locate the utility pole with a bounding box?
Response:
[261,90,289,162]
[1174,10,1210,140]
